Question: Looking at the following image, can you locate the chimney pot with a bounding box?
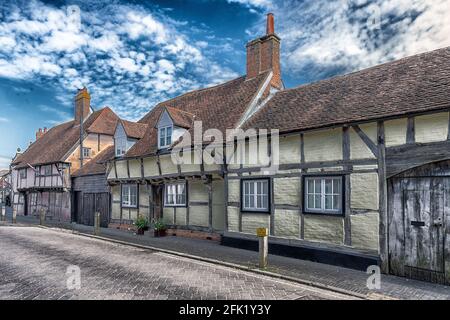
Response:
[39,128,42,133]
[43,127,47,133]
[266,13,275,35]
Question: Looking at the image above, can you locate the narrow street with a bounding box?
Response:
[0,226,352,300]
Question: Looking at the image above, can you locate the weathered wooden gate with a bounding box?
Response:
[78,192,110,227]
[388,160,450,285]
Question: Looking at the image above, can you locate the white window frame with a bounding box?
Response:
[158,126,173,149]
[241,179,270,213]
[82,147,91,158]
[304,176,343,215]
[121,184,138,208]
[115,137,127,157]
[164,182,186,207]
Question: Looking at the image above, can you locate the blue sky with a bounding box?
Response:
[0,0,449,168]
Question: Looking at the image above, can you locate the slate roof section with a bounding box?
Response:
[125,72,271,158]
[120,120,148,139]
[243,47,450,133]
[12,107,119,169]
[71,146,115,177]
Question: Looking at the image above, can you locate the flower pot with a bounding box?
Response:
[136,228,145,235]
[154,229,167,237]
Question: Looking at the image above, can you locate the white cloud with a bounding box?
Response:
[266,0,450,81]
[38,105,71,121]
[0,0,238,121]
[227,0,273,9]
[0,155,12,169]
[0,117,9,122]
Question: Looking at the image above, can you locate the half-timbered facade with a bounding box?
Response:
[103,14,450,284]
[10,88,119,221]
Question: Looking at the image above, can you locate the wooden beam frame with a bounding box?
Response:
[352,125,378,157]
[406,116,415,144]
[377,121,389,273]
[342,127,352,246]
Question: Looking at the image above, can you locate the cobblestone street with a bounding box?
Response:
[0,226,351,300]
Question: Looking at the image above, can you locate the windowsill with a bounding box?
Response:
[304,210,344,217]
[121,205,138,209]
[240,209,271,214]
[164,204,187,208]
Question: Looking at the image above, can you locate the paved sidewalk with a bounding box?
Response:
[2,215,449,300]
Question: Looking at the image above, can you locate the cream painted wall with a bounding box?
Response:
[304,215,344,245]
[143,157,159,177]
[227,206,240,232]
[273,177,300,206]
[129,159,141,178]
[228,180,240,203]
[278,135,301,165]
[350,123,377,159]
[160,154,178,175]
[189,180,208,202]
[304,128,342,162]
[241,213,270,234]
[384,118,407,147]
[189,206,209,227]
[351,212,379,252]
[350,173,379,210]
[415,112,449,143]
[115,160,128,179]
[274,209,300,238]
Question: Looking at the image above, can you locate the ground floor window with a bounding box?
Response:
[122,184,138,208]
[304,176,344,215]
[164,182,186,207]
[241,179,270,213]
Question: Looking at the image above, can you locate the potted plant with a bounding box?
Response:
[153,219,167,237]
[134,215,148,235]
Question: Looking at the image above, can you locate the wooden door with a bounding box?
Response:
[403,189,445,283]
[82,193,95,226]
[95,192,110,228]
[152,185,163,221]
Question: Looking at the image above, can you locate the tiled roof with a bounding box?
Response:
[86,107,121,135]
[71,146,115,177]
[0,169,9,177]
[243,47,450,133]
[12,107,119,169]
[165,107,195,129]
[125,72,270,158]
[120,120,148,139]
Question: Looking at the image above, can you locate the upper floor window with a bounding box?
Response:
[43,165,51,176]
[158,126,172,149]
[82,147,91,159]
[164,182,186,207]
[115,137,127,157]
[304,176,343,215]
[19,169,27,179]
[241,179,270,213]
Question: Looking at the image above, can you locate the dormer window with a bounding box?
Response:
[115,137,127,157]
[158,126,172,149]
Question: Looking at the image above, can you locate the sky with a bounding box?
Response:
[0,0,449,168]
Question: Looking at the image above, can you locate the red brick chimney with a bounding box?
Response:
[74,87,91,124]
[246,13,281,89]
[36,128,43,140]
